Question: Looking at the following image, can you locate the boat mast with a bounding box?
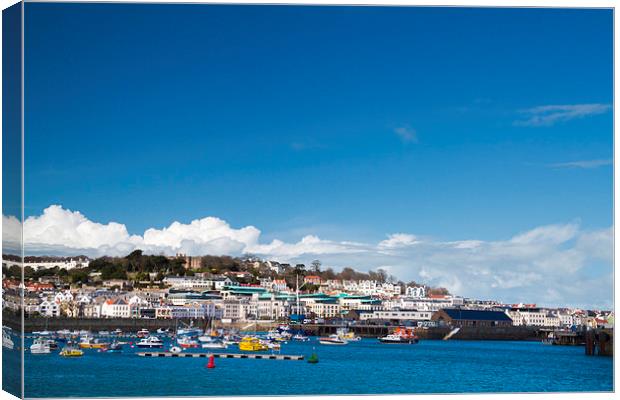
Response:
[296,274,300,317]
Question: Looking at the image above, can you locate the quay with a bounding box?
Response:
[585,328,613,356]
[138,352,304,360]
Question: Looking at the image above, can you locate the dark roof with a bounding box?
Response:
[441,308,512,322]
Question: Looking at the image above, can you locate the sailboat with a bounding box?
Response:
[290,275,311,341]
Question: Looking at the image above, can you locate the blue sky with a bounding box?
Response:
[17,5,613,307]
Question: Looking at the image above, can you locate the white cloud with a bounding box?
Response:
[547,159,612,169]
[515,103,611,127]
[379,233,419,249]
[394,126,417,143]
[10,205,613,309]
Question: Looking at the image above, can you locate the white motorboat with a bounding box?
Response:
[136,336,164,348]
[2,330,14,350]
[169,346,183,354]
[30,339,52,354]
[292,333,310,341]
[136,329,150,338]
[202,341,227,349]
[378,333,419,344]
[319,334,348,345]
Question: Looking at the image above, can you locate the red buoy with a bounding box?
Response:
[206,354,215,369]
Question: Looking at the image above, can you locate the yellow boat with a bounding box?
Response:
[78,337,108,349]
[238,337,268,351]
[60,347,84,357]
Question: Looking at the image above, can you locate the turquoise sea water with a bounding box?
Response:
[5,336,613,397]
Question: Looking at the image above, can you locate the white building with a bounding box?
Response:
[54,290,74,304]
[101,298,131,318]
[266,261,284,274]
[399,296,464,312]
[38,299,60,317]
[163,276,236,290]
[7,256,91,271]
[405,286,426,298]
[507,308,547,326]
[305,301,342,318]
[359,309,432,322]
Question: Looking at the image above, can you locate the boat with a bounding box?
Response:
[45,339,59,350]
[292,333,310,341]
[33,330,52,336]
[202,340,227,349]
[136,329,150,338]
[337,328,361,341]
[198,335,215,343]
[177,337,199,348]
[238,337,269,351]
[113,329,123,336]
[266,341,281,350]
[176,327,202,336]
[30,339,52,354]
[169,346,183,354]
[2,330,14,350]
[60,346,83,357]
[223,335,242,345]
[136,336,164,348]
[318,334,348,345]
[157,328,170,334]
[107,341,123,353]
[78,337,108,349]
[378,327,419,344]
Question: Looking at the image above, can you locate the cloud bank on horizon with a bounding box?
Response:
[3,205,613,309]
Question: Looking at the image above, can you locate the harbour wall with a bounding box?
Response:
[296,324,539,341]
[6,313,540,341]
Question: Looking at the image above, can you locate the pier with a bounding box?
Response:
[585,328,613,356]
[138,352,304,360]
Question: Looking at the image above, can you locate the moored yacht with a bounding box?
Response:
[319,334,348,345]
[2,330,14,350]
[136,336,164,348]
[177,337,199,348]
[136,329,150,338]
[30,339,52,354]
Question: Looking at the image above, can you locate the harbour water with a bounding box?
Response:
[6,336,613,397]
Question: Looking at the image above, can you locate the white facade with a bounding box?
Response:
[101,299,131,318]
[11,257,90,271]
[164,276,235,290]
[38,299,59,317]
[507,309,546,326]
[306,301,342,318]
[359,309,432,322]
[54,290,74,303]
[398,296,463,312]
[340,280,401,297]
[405,286,426,298]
